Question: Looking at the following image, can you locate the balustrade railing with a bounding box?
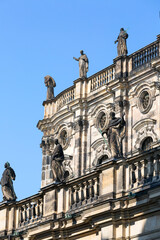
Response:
[56,87,75,111]
[18,197,43,227]
[129,153,160,189]
[68,175,100,210]
[132,41,159,70]
[89,65,115,92]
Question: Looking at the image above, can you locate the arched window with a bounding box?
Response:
[141,137,153,151]
[98,155,108,165]
[60,129,68,148]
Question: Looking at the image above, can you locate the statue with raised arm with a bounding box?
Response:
[73,50,89,78]
[102,112,126,159]
[0,162,17,201]
[44,75,56,100]
[51,139,64,183]
[114,28,128,57]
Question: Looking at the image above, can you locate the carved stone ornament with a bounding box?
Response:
[138,90,152,114]
[62,156,74,180]
[89,105,109,132]
[133,118,158,150]
[98,112,107,130]
[59,129,69,150]
[91,138,111,167]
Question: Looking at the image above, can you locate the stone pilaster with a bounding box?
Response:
[73,118,83,177]
[40,138,53,188]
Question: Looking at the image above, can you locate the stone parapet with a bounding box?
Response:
[1,148,160,239]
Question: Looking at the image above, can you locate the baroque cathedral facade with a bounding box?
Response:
[0,31,160,240]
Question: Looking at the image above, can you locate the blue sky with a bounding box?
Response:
[0,0,159,200]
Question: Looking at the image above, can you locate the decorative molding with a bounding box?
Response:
[91,138,111,166]
[133,118,158,150]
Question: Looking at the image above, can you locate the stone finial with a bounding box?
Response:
[44,75,56,100]
[114,28,128,57]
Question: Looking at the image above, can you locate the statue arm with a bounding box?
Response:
[73,57,79,61]
[114,36,119,44]
[102,128,109,136]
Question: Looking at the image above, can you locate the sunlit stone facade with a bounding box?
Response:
[1,34,160,240]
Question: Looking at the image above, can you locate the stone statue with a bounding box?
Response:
[114,28,128,57]
[102,112,126,159]
[51,139,64,183]
[0,162,17,201]
[73,50,89,78]
[44,75,56,100]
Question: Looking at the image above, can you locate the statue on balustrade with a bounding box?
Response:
[0,162,17,202]
[102,112,126,159]
[73,50,89,78]
[51,139,64,183]
[44,75,56,100]
[114,28,128,56]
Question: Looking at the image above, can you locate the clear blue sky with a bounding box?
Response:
[0,0,159,201]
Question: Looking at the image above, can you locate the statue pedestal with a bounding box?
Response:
[114,55,128,79]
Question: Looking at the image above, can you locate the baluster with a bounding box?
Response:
[26,203,30,221]
[147,156,153,182]
[39,199,43,217]
[35,201,38,218]
[83,181,87,204]
[143,159,148,183]
[31,203,35,220]
[22,205,26,223]
[88,179,93,201]
[75,185,79,206]
[131,163,136,188]
[138,161,142,186]
[93,177,98,200]
[106,70,108,83]
[19,207,23,225]
[79,183,84,205]
[140,160,145,184]
[153,154,160,181]
[71,187,75,208]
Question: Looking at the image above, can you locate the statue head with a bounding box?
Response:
[4,162,10,168]
[109,112,115,119]
[54,139,59,145]
[80,50,84,55]
[44,75,56,88]
[120,28,124,32]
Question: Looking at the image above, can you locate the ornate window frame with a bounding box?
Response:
[89,104,109,132]
[55,123,70,150]
[133,118,158,150]
[91,138,111,166]
[138,88,153,114]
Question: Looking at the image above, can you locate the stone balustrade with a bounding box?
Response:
[1,150,160,236]
[89,65,115,92]
[128,153,160,190]
[18,197,43,227]
[132,40,159,70]
[68,175,100,210]
[56,86,75,111]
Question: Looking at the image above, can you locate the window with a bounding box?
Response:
[141,137,153,151]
